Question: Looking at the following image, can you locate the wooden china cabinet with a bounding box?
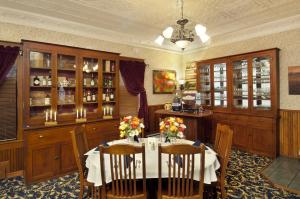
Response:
[197,48,279,157]
[22,40,120,184]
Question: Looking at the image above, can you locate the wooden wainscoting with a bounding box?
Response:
[0,140,24,176]
[280,109,300,158]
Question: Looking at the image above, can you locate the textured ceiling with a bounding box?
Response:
[0,0,299,52]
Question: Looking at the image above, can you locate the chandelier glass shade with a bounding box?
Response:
[155,0,210,50]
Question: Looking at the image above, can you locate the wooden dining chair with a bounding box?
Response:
[213,123,233,199]
[158,143,206,199]
[100,144,146,199]
[70,125,97,199]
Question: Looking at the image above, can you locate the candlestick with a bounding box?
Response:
[46,110,48,122]
[109,107,113,115]
[54,111,57,121]
[84,109,86,118]
[76,109,79,119]
[50,110,52,120]
[80,108,83,118]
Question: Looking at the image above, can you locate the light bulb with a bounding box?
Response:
[175,40,191,49]
[155,35,164,45]
[195,24,206,36]
[199,33,210,43]
[162,27,173,39]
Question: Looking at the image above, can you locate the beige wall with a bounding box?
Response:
[183,29,300,110]
[0,22,182,105]
[1,22,299,109]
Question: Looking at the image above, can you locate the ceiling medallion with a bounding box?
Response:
[155,0,210,50]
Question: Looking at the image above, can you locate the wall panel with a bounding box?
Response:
[280,109,300,158]
[0,140,24,173]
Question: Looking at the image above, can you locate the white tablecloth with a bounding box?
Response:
[85,138,220,187]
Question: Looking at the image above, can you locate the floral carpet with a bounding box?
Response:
[0,149,299,199]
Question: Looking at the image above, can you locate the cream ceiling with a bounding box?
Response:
[0,0,299,52]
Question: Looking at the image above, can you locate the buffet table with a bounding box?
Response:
[155,109,213,141]
[85,138,220,187]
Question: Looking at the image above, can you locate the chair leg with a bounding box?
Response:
[79,183,84,199]
[220,183,226,199]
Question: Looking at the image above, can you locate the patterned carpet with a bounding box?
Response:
[0,149,299,199]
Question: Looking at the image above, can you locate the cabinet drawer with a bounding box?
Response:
[86,120,119,135]
[25,126,74,145]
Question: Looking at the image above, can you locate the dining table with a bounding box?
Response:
[85,137,220,187]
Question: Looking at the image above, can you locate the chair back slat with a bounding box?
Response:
[100,144,146,199]
[70,125,88,178]
[215,124,233,176]
[158,144,205,199]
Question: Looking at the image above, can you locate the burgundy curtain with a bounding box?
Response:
[120,60,149,128]
[0,45,19,85]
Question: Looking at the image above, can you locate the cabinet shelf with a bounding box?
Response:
[30,67,51,70]
[103,72,116,74]
[102,101,116,104]
[30,86,52,88]
[58,103,75,106]
[83,101,98,104]
[57,68,76,72]
[30,104,51,108]
[83,86,98,89]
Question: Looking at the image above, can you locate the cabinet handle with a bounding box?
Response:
[39,135,44,138]
[54,156,59,160]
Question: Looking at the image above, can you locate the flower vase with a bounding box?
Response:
[127,136,134,143]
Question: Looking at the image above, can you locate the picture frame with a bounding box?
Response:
[152,70,176,94]
[288,66,300,95]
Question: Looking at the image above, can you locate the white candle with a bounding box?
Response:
[109,107,113,115]
[76,109,79,119]
[49,110,52,120]
[46,111,48,122]
[84,109,87,118]
[54,111,57,121]
[103,107,106,116]
[80,108,83,118]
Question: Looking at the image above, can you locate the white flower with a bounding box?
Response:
[180,124,186,128]
[174,122,179,126]
[177,132,184,138]
[159,121,164,126]
[125,116,132,120]
[140,123,145,128]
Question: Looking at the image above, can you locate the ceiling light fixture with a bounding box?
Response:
[155,0,210,50]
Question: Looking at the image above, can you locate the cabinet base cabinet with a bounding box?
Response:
[211,113,277,158]
[24,120,119,184]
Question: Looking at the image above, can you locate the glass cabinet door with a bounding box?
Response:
[252,56,271,110]
[198,64,211,106]
[233,60,248,109]
[29,51,52,119]
[82,57,99,115]
[102,59,116,118]
[213,63,227,107]
[57,54,77,116]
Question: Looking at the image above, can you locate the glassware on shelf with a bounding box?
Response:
[252,57,271,110]
[82,57,99,115]
[29,51,54,119]
[213,63,227,107]
[198,64,211,106]
[57,54,76,115]
[233,60,248,109]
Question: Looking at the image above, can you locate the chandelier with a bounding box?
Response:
[155,0,210,50]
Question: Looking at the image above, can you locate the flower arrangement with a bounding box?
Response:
[119,116,145,138]
[159,117,186,139]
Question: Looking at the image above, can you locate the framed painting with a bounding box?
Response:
[288,66,300,95]
[153,70,176,94]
